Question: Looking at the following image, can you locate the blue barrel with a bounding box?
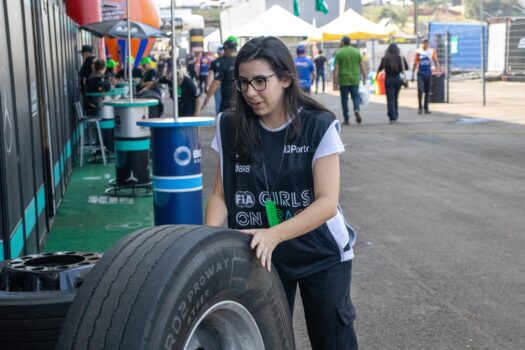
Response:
[137,117,215,225]
[104,99,159,187]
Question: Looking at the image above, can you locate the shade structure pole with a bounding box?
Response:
[127,0,133,102]
[172,0,179,121]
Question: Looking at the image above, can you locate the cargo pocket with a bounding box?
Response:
[336,297,358,349]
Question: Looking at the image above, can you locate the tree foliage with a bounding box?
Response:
[464,0,520,19]
[363,5,410,27]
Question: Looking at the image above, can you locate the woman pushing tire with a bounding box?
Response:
[56,225,294,350]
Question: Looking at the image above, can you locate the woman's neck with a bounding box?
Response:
[260,113,288,129]
[260,104,287,129]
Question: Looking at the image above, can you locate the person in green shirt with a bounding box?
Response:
[333,36,366,125]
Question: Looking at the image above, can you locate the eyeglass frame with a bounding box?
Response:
[232,73,277,92]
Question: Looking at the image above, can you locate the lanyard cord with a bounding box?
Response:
[259,124,289,197]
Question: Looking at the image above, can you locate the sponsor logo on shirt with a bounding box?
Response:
[235,164,251,173]
[234,190,312,227]
[235,191,255,208]
[284,145,310,154]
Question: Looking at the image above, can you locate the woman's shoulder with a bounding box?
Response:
[300,107,335,126]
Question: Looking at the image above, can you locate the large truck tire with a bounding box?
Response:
[0,252,100,350]
[56,225,295,350]
[0,290,75,350]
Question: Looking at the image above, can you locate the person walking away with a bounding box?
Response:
[333,36,366,125]
[376,43,409,123]
[294,45,315,94]
[198,52,210,95]
[314,49,328,93]
[412,38,441,114]
[202,37,237,113]
[85,59,111,116]
[205,36,358,350]
[208,46,224,114]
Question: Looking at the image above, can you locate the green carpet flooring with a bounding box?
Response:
[44,159,154,253]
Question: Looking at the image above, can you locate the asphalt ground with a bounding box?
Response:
[168,80,525,349]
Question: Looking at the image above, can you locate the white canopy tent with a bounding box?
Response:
[233,5,321,40]
[320,8,393,41]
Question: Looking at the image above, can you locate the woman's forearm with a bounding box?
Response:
[268,195,338,243]
[205,193,228,226]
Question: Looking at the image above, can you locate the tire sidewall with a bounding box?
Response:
[147,234,293,350]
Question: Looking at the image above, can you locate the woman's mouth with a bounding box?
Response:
[249,101,263,109]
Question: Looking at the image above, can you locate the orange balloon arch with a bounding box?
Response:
[104,0,161,71]
[66,0,161,70]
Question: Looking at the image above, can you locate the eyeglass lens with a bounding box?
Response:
[234,74,274,92]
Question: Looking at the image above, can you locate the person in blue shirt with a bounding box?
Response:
[294,45,315,94]
[412,38,441,114]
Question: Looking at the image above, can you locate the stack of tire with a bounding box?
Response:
[0,251,100,349]
[1,225,295,350]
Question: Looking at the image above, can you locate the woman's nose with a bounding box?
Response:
[245,83,258,97]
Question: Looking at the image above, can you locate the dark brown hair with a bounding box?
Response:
[230,36,333,161]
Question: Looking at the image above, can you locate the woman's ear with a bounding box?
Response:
[282,75,292,89]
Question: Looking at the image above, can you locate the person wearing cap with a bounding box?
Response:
[138,57,160,95]
[411,38,441,114]
[137,57,163,117]
[202,37,238,113]
[79,45,95,95]
[333,36,366,125]
[105,58,118,82]
[294,45,315,94]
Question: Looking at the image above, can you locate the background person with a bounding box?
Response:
[208,46,224,114]
[376,43,409,123]
[138,57,163,117]
[198,52,211,95]
[79,45,95,94]
[160,70,200,117]
[205,36,357,350]
[85,59,111,116]
[202,37,238,113]
[294,45,315,94]
[412,38,441,114]
[333,36,366,125]
[314,49,328,94]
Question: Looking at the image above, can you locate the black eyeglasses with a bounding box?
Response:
[233,74,276,92]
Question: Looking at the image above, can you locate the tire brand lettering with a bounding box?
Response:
[165,258,231,348]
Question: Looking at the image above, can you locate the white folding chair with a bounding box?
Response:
[74,101,107,167]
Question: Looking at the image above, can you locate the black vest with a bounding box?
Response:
[218,108,355,279]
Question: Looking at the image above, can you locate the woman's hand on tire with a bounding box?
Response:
[242,229,282,272]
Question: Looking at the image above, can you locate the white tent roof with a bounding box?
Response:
[320,9,393,41]
[233,5,321,38]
